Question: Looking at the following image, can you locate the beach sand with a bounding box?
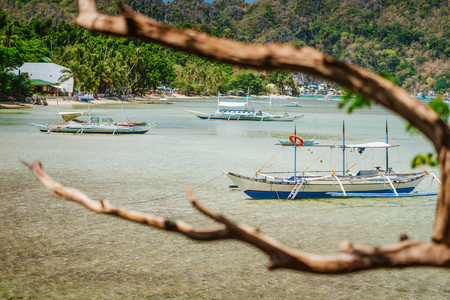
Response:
[40,94,195,107]
[2,93,298,109]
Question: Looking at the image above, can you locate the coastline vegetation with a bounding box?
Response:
[0,0,449,99]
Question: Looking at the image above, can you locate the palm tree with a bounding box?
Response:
[58,47,87,95]
[79,67,100,93]
[0,23,19,47]
[104,52,127,95]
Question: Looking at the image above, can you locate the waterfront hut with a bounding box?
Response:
[10,63,74,96]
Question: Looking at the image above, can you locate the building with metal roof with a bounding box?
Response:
[11,63,74,96]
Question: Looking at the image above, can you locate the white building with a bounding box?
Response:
[318,83,327,91]
[11,63,74,95]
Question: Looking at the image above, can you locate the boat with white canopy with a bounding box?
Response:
[224,122,439,199]
[32,112,157,134]
[186,92,303,122]
[31,96,158,137]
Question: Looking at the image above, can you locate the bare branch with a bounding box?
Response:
[74,0,450,244]
[25,161,450,273]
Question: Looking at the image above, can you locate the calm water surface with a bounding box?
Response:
[0,98,447,299]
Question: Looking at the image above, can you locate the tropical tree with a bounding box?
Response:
[0,8,7,29]
[0,44,31,101]
[268,70,296,95]
[228,72,263,95]
[0,44,23,70]
[56,46,88,94]
[0,23,19,47]
[222,28,236,39]
[136,47,176,93]
[0,71,32,101]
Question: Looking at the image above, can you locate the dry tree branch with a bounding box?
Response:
[25,161,450,273]
[74,0,450,245]
[27,1,450,272]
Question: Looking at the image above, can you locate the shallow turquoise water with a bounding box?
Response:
[0,98,447,299]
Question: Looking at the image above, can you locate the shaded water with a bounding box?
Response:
[0,98,447,299]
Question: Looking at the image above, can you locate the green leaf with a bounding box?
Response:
[338,88,371,113]
[411,153,438,168]
[407,97,449,132]
[338,72,396,113]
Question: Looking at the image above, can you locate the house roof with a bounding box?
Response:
[30,79,56,85]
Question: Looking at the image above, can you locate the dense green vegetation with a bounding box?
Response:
[0,6,277,97]
[0,37,32,100]
[1,0,449,98]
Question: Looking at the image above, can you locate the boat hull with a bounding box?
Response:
[277,139,318,146]
[31,122,158,134]
[185,110,303,122]
[226,172,426,199]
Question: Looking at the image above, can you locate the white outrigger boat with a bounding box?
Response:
[186,93,303,122]
[31,112,158,135]
[225,123,439,199]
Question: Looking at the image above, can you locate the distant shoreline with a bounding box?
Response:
[2,93,393,109]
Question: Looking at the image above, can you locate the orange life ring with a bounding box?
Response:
[289,134,303,146]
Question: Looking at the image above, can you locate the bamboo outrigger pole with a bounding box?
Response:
[294,125,297,180]
[342,121,345,176]
[386,119,389,172]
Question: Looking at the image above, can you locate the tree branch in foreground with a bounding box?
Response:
[25,161,450,273]
[74,0,450,245]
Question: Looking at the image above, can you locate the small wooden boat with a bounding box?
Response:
[277,138,318,146]
[280,101,301,107]
[78,93,94,102]
[0,102,33,109]
[146,98,173,104]
[31,112,157,135]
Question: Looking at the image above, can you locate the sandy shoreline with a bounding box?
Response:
[1,93,302,108]
[42,94,199,106]
[0,94,198,108]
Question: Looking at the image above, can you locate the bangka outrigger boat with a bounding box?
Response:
[225,122,440,199]
[31,112,158,135]
[186,92,303,122]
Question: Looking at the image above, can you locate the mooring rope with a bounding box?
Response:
[127,173,225,204]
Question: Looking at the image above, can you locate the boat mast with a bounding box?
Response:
[56,97,61,123]
[294,125,297,180]
[121,98,125,122]
[342,121,345,175]
[386,119,389,172]
[269,95,272,115]
[217,92,220,111]
[246,87,249,106]
[88,98,91,122]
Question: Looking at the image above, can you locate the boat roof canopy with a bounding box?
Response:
[305,142,398,148]
[218,101,247,108]
[58,112,84,122]
[346,142,397,148]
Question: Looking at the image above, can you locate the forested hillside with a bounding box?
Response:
[1,0,449,95]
